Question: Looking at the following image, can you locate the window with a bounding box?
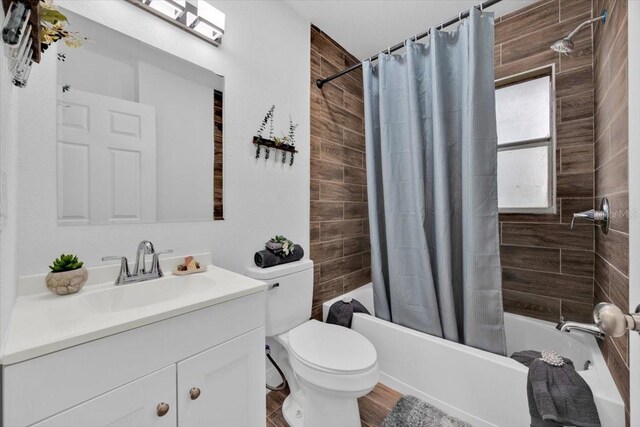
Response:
[495,67,555,213]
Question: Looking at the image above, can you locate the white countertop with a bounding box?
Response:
[2,258,266,365]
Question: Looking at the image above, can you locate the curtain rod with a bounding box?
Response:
[315,0,503,88]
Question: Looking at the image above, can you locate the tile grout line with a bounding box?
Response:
[504,265,596,280]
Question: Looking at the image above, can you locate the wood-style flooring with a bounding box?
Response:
[266,382,402,427]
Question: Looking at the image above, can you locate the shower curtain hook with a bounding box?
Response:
[480,3,484,11]
[459,12,463,21]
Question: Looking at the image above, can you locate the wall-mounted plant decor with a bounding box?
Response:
[253,105,298,165]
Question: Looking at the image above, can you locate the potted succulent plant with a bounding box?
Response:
[45,254,88,295]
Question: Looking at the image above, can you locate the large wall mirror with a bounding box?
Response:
[56,10,224,226]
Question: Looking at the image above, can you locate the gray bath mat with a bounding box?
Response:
[380,395,471,427]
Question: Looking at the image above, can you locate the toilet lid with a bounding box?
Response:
[288,320,377,374]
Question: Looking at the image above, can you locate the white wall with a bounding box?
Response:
[628,2,639,424]
[0,54,20,348]
[59,47,138,101]
[138,61,213,221]
[13,0,310,280]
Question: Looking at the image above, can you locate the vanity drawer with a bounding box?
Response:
[33,365,177,427]
[3,291,265,427]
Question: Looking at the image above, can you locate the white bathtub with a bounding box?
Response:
[322,284,624,427]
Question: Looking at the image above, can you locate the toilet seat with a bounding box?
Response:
[286,320,379,393]
[289,320,377,373]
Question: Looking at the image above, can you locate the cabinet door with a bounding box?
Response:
[177,327,265,427]
[34,365,176,427]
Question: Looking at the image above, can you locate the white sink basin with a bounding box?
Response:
[82,274,216,313]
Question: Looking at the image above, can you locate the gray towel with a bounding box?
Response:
[511,351,601,427]
[254,244,304,268]
[512,350,575,369]
[326,299,370,328]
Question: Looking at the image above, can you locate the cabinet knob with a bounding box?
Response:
[190,387,201,400]
[156,402,170,417]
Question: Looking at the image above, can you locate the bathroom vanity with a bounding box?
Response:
[1,255,267,427]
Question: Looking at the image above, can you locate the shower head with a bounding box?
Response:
[550,10,607,55]
[550,38,574,54]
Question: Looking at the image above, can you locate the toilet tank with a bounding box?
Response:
[245,259,314,337]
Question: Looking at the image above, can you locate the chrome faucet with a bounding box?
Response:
[134,240,155,275]
[555,318,605,340]
[102,240,173,286]
[557,302,640,340]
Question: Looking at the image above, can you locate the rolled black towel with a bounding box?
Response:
[254,244,304,268]
[326,298,370,328]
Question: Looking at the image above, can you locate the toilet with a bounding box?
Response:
[245,259,379,427]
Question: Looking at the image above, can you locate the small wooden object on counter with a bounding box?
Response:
[174,256,207,276]
[173,265,207,276]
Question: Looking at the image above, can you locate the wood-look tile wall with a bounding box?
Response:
[593,0,629,420]
[213,90,224,220]
[310,26,370,319]
[495,0,596,323]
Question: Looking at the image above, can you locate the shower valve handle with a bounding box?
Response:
[570,198,609,233]
[594,303,640,337]
[571,209,597,229]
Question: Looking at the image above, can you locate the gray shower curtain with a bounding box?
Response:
[363,7,506,355]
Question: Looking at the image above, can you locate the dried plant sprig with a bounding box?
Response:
[288,116,298,146]
[257,105,275,139]
[268,108,275,140]
[273,135,287,146]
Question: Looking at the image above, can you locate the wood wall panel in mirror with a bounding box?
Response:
[56,10,224,225]
[213,90,224,220]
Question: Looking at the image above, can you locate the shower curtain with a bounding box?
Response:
[363,7,506,355]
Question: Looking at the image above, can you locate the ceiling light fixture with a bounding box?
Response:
[126,0,225,46]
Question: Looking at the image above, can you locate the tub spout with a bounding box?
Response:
[556,320,605,340]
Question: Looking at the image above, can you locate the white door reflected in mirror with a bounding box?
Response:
[58,90,157,225]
